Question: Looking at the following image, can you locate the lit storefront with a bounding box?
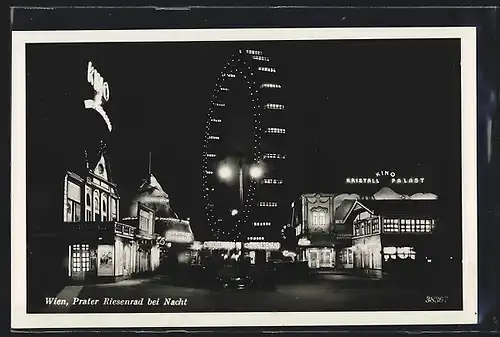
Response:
[291,193,353,269]
[64,150,161,282]
[290,169,439,274]
[120,203,161,274]
[123,173,195,269]
[32,60,166,285]
[338,198,438,278]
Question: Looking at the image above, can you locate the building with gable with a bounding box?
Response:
[121,172,195,270]
[290,183,441,277]
[61,143,161,282]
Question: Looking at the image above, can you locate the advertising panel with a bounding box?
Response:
[97,244,114,276]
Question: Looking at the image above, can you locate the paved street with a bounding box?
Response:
[42,273,462,313]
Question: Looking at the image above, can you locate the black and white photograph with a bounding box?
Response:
[11,27,477,328]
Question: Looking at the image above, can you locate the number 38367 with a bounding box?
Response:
[425,296,448,304]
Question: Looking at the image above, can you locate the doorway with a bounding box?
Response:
[308,248,334,268]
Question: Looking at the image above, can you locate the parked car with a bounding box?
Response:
[211,262,276,291]
[211,263,253,290]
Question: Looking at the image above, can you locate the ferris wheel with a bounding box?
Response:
[201,49,288,241]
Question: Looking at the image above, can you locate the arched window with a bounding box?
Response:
[101,193,108,222]
[94,194,99,221]
[85,193,92,221]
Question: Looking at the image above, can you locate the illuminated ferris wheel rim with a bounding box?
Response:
[205,48,284,159]
[202,48,286,235]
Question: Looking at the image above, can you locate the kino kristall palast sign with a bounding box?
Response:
[84,61,112,132]
[345,170,425,185]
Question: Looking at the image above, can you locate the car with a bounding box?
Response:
[215,273,254,290]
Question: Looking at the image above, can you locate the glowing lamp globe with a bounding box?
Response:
[218,165,233,181]
[249,165,263,179]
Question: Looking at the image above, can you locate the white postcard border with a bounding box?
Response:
[11,27,478,329]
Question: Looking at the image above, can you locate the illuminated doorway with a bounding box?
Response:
[308,248,335,268]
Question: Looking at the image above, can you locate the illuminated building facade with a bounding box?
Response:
[291,185,440,275]
[291,193,353,269]
[122,172,195,269]
[63,145,161,282]
[201,49,288,251]
[337,198,439,278]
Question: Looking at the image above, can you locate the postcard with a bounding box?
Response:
[11,27,478,329]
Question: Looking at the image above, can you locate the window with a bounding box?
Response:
[247,236,264,241]
[93,190,100,220]
[110,198,117,221]
[71,244,90,273]
[260,83,281,89]
[253,222,271,227]
[139,209,152,234]
[258,66,276,73]
[383,218,400,232]
[372,218,380,233]
[264,103,285,110]
[263,153,286,159]
[365,220,372,235]
[312,211,326,227]
[85,193,92,221]
[354,223,360,236]
[66,199,81,222]
[102,199,107,222]
[252,55,270,61]
[245,49,262,55]
[266,127,286,134]
[415,219,434,233]
[262,178,283,185]
[383,246,416,261]
[259,201,278,207]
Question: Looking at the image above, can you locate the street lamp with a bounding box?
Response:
[217,159,265,261]
[249,165,264,180]
[217,165,234,181]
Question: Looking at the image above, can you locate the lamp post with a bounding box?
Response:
[217,158,264,262]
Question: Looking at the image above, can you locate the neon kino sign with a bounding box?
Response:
[345,170,425,184]
[83,61,112,132]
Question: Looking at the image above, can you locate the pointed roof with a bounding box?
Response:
[67,141,116,188]
[139,174,164,192]
[333,199,356,222]
[128,173,175,218]
[343,200,374,223]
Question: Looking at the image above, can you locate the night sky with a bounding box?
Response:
[26,38,462,237]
